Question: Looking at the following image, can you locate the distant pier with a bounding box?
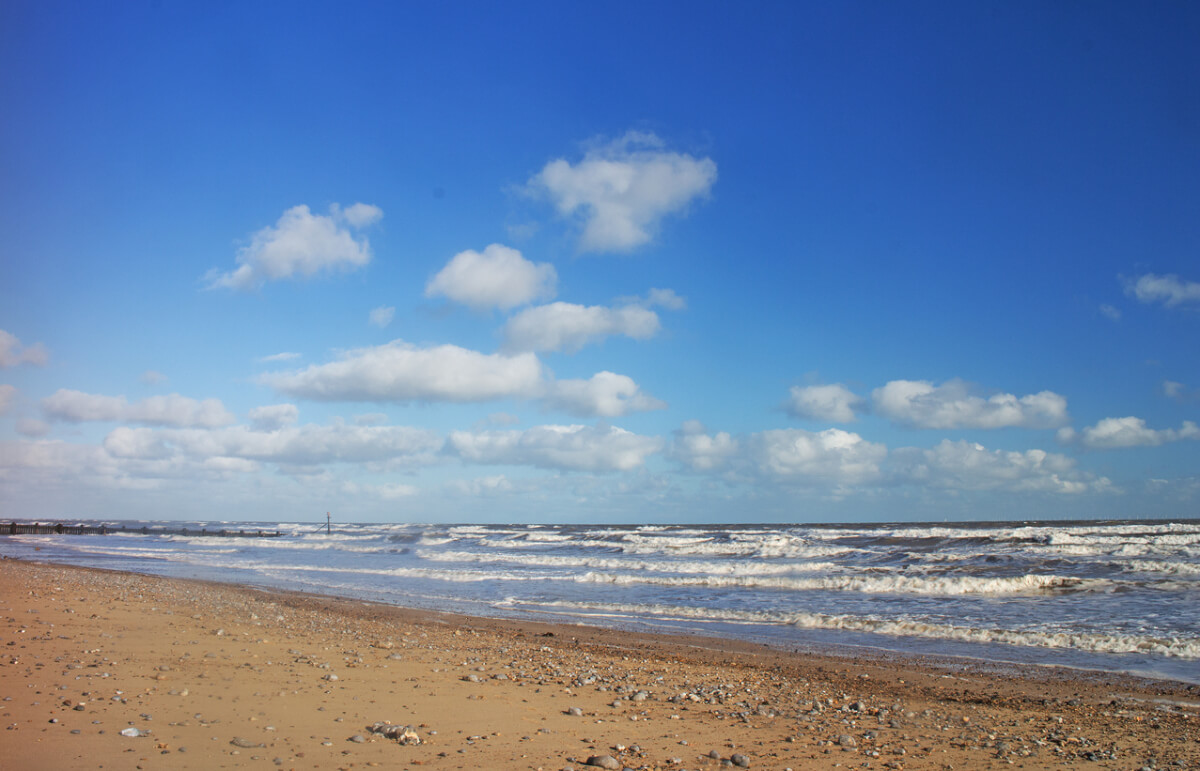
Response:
[1,522,283,538]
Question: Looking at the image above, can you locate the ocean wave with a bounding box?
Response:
[517,600,1200,660]
[574,571,1111,596]
[416,549,843,576]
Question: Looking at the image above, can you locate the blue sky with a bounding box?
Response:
[1,1,1198,523]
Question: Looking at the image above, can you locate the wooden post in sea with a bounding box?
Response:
[326,512,331,535]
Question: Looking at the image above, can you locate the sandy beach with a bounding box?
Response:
[2,558,1196,771]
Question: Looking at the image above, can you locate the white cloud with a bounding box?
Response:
[787,383,864,423]
[370,482,419,500]
[616,287,687,310]
[482,412,520,427]
[207,203,380,290]
[102,422,442,466]
[645,287,687,310]
[1124,273,1200,308]
[447,424,663,472]
[670,420,738,471]
[752,428,886,484]
[15,418,50,438]
[260,352,301,363]
[1163,380,1199,402]
[529,131,717,252]
[872,379,1068,429]
[1076,416,1200,449]
[260,340,545,403]
[248,404,300,431]
[452,475,514,496]
[0,330,48,368]
[544,371,666,417]
[1099,303,1122,321]
[425,244,557,311]
[336,202,384,228]
[892,440,1110,494]
[0,384,15,415]
[503,301,660,353]
[42,389,235,428]
[259,339,657,419]
[369,305,395,328]
[140,370,168,385]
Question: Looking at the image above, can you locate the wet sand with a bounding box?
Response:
[2,557,1197,770]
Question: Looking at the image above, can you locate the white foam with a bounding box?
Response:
[574,571,1110,596]
[519,599,1200,659]
[417,549,842,576]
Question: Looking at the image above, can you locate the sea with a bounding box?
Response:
[2,518,1198,683]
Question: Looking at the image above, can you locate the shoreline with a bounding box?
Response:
[3,557,1197,770]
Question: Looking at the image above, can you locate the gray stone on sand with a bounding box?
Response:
[230,736,265,748]
[584,755,621,770]
[731,753,750,768]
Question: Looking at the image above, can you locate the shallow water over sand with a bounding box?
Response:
[4,518,1198,682]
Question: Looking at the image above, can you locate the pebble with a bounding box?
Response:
[230,736,265,748]
[731,754,750,768]
[566,707,584,716]
[120,727,142,738]
[366,722,420,745]
[584,755,621,770]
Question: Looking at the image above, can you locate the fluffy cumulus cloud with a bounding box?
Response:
[872,379,1068,429]
[529,131,717,252]
[1124,273,1200,308]
[247,404,300,431]
[1073,416,1200,449]
[207,203,380,290]
[544,371,666,417]
[0,330,49,368]
[42,389,235,428]
[260,340,545,404]
[752,428,887,484]
[425,244,557,311]
[503,301,661,353]
[447,424,663,471]
[670,420,738,471]
[336,202,383,228]
[101,422,441,467]
[0,384,15,415]
[258,339,661,418]
[787,383,864,423]
[891,440,1109,494]
[368,305,395,328]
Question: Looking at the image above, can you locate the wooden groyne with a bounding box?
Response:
[1,522,283,538]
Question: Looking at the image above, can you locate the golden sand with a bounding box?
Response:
[2,558,1196,770]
